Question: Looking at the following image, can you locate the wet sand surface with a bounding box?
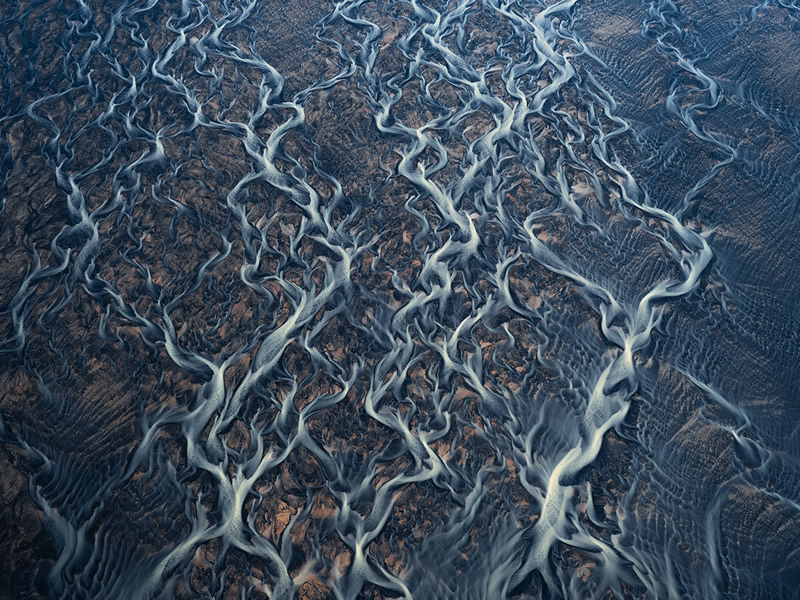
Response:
[1,0,799,598]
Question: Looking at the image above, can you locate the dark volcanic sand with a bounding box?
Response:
[1,0,799,598]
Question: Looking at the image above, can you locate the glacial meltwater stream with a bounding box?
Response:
[1,0,799,598]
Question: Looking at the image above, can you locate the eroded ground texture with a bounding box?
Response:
[1,0,799,598]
